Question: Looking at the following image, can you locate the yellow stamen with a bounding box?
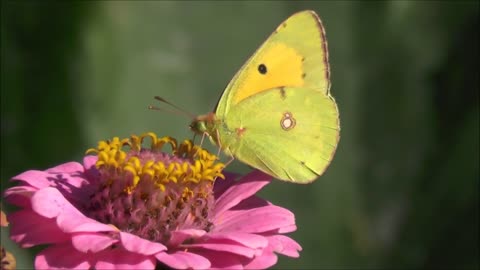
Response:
[86,133,225,195]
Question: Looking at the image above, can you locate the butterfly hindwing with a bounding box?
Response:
[217,87,339,183]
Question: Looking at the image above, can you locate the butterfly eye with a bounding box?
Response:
[258,64,267,74]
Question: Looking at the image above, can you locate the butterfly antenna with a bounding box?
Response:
[148,96,195,119]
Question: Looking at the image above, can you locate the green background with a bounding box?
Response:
[1,1,478,269]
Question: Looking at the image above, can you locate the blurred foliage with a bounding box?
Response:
[1,1,478,269]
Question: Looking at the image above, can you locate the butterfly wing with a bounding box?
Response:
[215,10,330,117]
[218,87,340,183]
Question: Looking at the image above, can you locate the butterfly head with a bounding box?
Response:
[190,112,218,136]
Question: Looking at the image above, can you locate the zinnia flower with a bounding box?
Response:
[4,133,301,269]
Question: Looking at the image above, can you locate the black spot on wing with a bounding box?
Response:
[258,64,267,74]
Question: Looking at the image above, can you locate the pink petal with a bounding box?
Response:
[95,248,155,270]
[266,235,302,257]
[214,170,272,216]
[213,172,240,198]
[244,246,278,269]
[72,232,118,253]
[46,161,84,174]
[44,173,93,203]
[30,187,115,233]
[83,155,98,171]
[13,162,88,192]
[214,205,295,234]
[35,243,93,269]
[83,155,101,186]
[31,187,85,219]
[205,232,268,249]
[8,210,69,247]
[47,169,89,190]
[11,170,54,189]
[277,224,297,234]
[192,250,243,270]
[120,232,166,255]
[231,195,270,210]
[59,214,117,233]
[185,243,255,258]
[155,251,210,269]
[168,229,206,246]
[4,185,37,208]
[12,163,94,205]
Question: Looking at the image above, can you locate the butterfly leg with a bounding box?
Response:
[213,155,234,182]
[224,155,235,167]
[215,129,223,157]
[200,132,207,147]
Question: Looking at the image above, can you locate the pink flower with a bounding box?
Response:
[4,133,301,269]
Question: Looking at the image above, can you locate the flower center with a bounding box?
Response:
[85,133,224,243]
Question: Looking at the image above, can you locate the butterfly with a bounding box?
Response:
[190,10,340,183]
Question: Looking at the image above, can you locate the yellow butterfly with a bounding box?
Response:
[191,10,340,183]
